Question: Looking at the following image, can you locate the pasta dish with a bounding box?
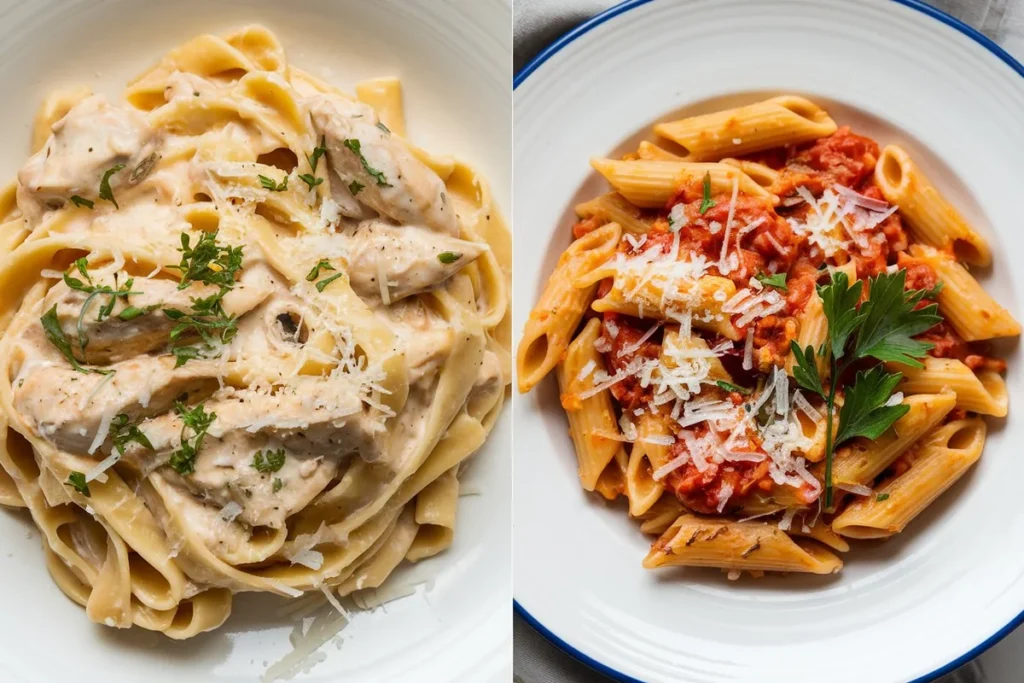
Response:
[0,25,510,637]
[518,95,1015,577]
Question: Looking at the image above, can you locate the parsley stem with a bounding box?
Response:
[824,357,838,508]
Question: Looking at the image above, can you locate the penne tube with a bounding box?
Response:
[653,96,837,162]
[833,418,985,539]
[831,392,956,494]
[660,329,732,386]
[637,494,686,535]
[594,448,628,501]
[785,290,828,379]
[890,356,1007,417]
[875,145,990,266]
[574,192,652,235]
[788,517,850,553]
[626,415,670,516]
[556,318,626,491]
[643,514,842,575]
[908,244,1020,341]
[517,222,622,392]
[590,159,773,209]
[636,141,683,161]
[721,158,780,190]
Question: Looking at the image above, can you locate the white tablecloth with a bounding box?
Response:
[512,1,1024,681]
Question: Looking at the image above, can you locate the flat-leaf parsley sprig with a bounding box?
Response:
[789,268,942,507]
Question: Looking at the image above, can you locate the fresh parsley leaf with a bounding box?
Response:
[789,341,825,398]
[110,413,153,455]
[168,401,215,476]
[307,135,327,172]
[348,180,364,196]
[376,121,391,135]
[66,471,90,497]
[272,477,283,493]
[342,138,390,187]
[922,281,944,299]
[252,448,286,473]
[755,272,788,291]
[298,173,323,190]
[698,172,715,214]
[118,306,146,321]
[98,164,125,208]
[169,230,244,292]
[817,270,864,361]
[258,174,288,191]
[715,380,751,395]
[75,258,91,282]
[437,251,461,265]
[876,493,890,502]
[835,366,909,445]
[306,259,335,282]
[69,195,94,209]
[852,270,942,368]
[40,304,101,374]
[170,345,203,368]
[315,272,343,292]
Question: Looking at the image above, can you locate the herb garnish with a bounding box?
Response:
[40,305,109,374]
[298,173,323,190]
[698,172,715,214]
[110,413,153,455]
[99,164,125,208]
[70,195,94,209]
[348,180,364,196]
[258,174,288,192]
[755,272,788,292]
[307,135,327,172]
[715,380,751,395]
[66,471,90,497]
[272,477,283,493]
[315,273,344,293]
[306,259,335,282]
[376,122,391,135]
[63,260,140,353]
[252,448,286,473]
[790,269,942,506]
[876,493,890,502]
[342,138,390,187]
[168,401,216,476]
[437,251,461,265]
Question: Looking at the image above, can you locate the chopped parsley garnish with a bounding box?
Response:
[258,174,288,192]
[348,180,365,196]
[168,401,216,476]
[876,493,890,502]
[715,380,751,395]
[342,138,390,187]
[306,259,335,282]
[252,448,286,473]
[168,230,244,292]
[307,135,327,172]
[790,269,941,506]
[110,413,153,455]
[298,173,323,190]
[272,477,283,493]
[40,304,108,374]
[376,122,391,135]
[755,272,788,291]
[698,172,715,214]
[62,261,140,353]
[69,195,94,209]
[117,306,147,321]
[315,273,344,293]
[98,164,125,208]
[437,251,461,265]
[170,346,203,367]
[66,471,90,497]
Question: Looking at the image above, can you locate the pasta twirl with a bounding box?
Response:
[0,26,509,638]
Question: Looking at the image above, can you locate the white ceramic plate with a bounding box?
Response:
[513,1,1024,681]
[0,1,511,682]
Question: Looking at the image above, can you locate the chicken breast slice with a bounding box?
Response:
[45,263,276,364]
[17,95,163,221]
[343,219,485,302]
[12,353,221,455]
[309,95,456,235]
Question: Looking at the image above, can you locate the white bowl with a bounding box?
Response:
[0,1,511,682]
[513,1,1024,681]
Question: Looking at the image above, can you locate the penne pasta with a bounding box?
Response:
[653,96,837,162]
[833,418,986,538]
[590,158,773,208]
[785,290,828,378]
[891,356,1007,417]
[908,244,1020,341]
[636,140,683,161]
[517,222,622,392]
[875,145,990,265]
[625,412,673,516]
[644,514,842,575]
[721,158,780,190]
[575,192,653,234]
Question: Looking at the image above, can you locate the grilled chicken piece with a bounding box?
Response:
[12,353,220,454]
[343,219,485,302]
[45,263,276,364]
[18,95,163,221]
[310,95,457,235]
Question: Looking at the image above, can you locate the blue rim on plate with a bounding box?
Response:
[512,0,1024,681]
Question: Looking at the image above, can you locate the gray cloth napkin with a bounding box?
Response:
[512,1,1024,681]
